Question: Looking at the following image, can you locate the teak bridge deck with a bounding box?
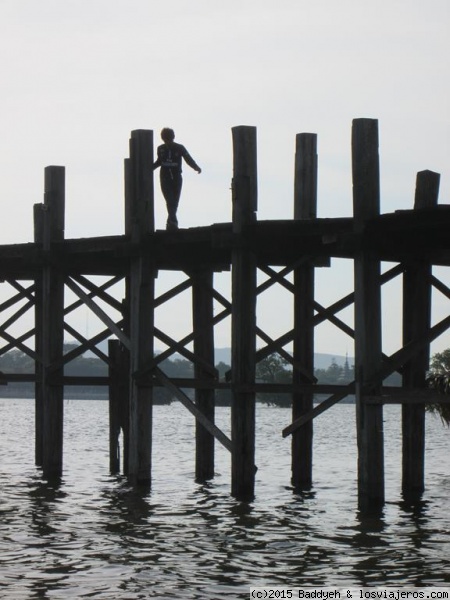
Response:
[1,119,449,510]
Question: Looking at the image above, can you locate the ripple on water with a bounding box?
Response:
[0,400,449,597]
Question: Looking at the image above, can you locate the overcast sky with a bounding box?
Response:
[0,0,449,356]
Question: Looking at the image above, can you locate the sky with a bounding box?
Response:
[0,0,449,360]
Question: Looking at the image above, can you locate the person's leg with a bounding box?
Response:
[161,176,182,229]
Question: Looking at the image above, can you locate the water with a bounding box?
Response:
[0,399,449,599]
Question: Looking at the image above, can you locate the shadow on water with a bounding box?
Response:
[27,475,67,538]
[99,476,154,535]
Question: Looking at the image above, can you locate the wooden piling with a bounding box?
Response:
[108,339,130,474]
[231,126,258,501]
[292,133,317,490]
[192,269,216,481]
[402,170,440,497]
[2,120,448,506]
[33,203,44,467]
[352,119,384,508]
[40,166,66,479]
[127,130,155,485]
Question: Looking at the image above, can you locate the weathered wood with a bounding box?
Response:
[1,121,449,506]
[231,125,257,500]
[127,130,155,485]
[352,118,384,509]
[128,129,155,241]
[34,204,44,466]
[108,340,129,474]
[192,269,216,481]
[64,276,130,348]
[292,133,318,490]
[283,386,354,437]
[402,169,440,497]
[40,166,66,479]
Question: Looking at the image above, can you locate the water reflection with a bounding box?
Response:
[1,400,449,598]
[27,475,67,537]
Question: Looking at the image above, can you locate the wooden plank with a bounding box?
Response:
[231,125,258,500]
[255,326,316,383]
[366,313,450,387]
[136,305,229,377]
[402,169,439,497]
[292,132,317,490]
[352,118,384,509]
[71,274,123,312]
[192,269,216,481]
[64,276,130,349]
[153,327,217,376]
[154,367,232,452]
[62,322,113,366]
[283,386,353,437]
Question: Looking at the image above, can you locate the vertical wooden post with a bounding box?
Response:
[352,119,384,509]
[192,269,216,481]
[292,133,317,490]
[109,339,130,474]
[40,166,66,479]
[121,153,133,472]
[231,125,257,501]
[127,130,155,485]
[33,204,45,467]
[402,170,440,497]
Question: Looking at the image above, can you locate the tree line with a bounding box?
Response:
[0,345,372,404]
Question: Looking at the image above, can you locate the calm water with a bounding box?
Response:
[0,399,449,599]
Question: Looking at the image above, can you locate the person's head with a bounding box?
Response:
[161,128,175,143]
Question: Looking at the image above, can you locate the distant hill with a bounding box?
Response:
[84,342,353,369]
[215,348,353,369]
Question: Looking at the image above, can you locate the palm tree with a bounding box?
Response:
[426,349,450,427]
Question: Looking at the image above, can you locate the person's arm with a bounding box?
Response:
[153,146,162,170]
[181,146,201,173]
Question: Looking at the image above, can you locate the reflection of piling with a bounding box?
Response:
[0,120,448,511]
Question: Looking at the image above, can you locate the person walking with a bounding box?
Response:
[153,128,202,230]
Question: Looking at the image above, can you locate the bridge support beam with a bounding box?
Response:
[402,169,440,499]
[192,269,216,482]
[292,133,317,490]
[35,166,66,479]
[126,130,155,485]
[352,119,385,510]
[231,126,258,501]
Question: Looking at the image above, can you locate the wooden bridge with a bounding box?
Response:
[1,119,449,510]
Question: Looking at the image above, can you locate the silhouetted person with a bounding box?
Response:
[153,128,201,230]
